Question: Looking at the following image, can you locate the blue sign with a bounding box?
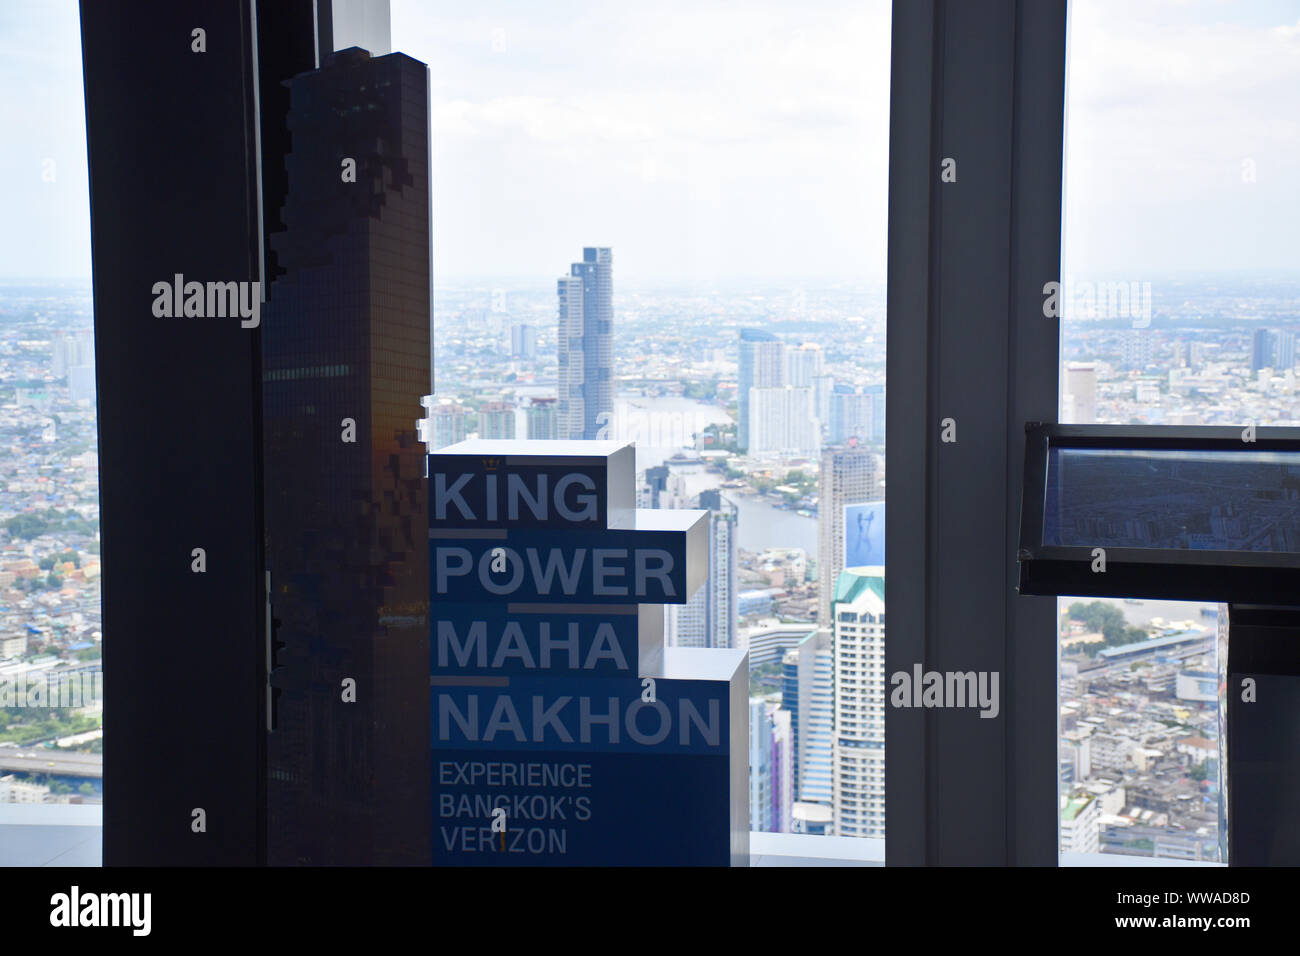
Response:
[433,749,730,865]
[428,439,747,866]
[845,501,885,568]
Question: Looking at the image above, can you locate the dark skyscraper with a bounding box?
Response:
[263,47,432,866]
[80,0,425,868]
[557,247,613,440]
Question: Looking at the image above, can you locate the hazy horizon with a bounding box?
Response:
[5,268,1300,288]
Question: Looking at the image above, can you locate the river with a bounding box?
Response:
[1065,596,1219,630]
[603,396,820,554]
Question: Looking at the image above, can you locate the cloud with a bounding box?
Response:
[396,0,892,281]
[1063,0,1300,274]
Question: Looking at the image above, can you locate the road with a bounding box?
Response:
[0,748,102,778]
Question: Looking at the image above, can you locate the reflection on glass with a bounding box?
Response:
[1054,0,1300,862]
[1044,448,1300,553]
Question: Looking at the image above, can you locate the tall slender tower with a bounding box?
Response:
[666,489,737,649]
[784,342,824,387]
[749,699,774,831]
[817,444,880,622]
[737,329,784,452]
[787,628,834,834]
[1251,328,1273,372]
[1062,362,1098,425]
[557,247,613,439]
[263,46,431,866]
[830,569,886,838]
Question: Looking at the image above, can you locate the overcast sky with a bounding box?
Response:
[1062,0,1300,278]
[2,0,1298,283]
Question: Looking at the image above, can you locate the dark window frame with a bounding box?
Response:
[885,0,1067,865]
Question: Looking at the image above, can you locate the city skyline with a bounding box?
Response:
[3,0,1296,867]
[0,267,1271,856]
[262,46,433,866]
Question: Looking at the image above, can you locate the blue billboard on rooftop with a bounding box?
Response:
[845,501,886,568]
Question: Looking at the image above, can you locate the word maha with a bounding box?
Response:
[436,619,630,671]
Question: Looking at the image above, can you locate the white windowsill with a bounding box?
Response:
[0,803,103,867]
[0,803,102,827]
[0,809,1225,867]
[750,832,885,866]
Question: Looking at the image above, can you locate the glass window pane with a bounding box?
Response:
[0,0,102,866]
[1058,0,1300,863]
[397,0,891,851]
[1044,447,1300,552]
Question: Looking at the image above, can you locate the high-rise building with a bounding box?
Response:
[812,373,835,428]
[639,464,670,508]
[665,488,737,649]
[748,385,818,456]
[772,706,794,833]
[666,582,707,649]
[1062,362,1098,425]
[1252,328,1273,372]
[1247,328,1296,377]
[829,388,873,445]
[510,322,537,358]
[817,444,881,622]
[262,46,431,866]
[701,488,738,650]
[52,331,95,377]
[1122,329,1153,370]
[830,569,885,839]
[1061,794,1101,854]
[748,697,796,834]
[478,400,516,439]
[737,329,784,453]
[863,384,885,444]
[785,342,824,387]
[68,365,96,403]
[749,699,774,832]
[782,648,801,792]
[785,628,834,834]
[425,402,468,448]
[524,396,557,439]
[81,0,426,866]
[557,247,613,439]
[1276,329,1296,372]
